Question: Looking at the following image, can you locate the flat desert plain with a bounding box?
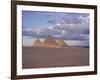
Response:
[22,47,89,69]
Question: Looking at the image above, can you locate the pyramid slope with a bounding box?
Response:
[57,40,69,47]
[43,35,59,48]
[33,38,42,47]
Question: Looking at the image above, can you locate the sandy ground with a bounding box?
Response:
[22,47,89,69]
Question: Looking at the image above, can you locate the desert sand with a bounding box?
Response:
[22,47,89,69]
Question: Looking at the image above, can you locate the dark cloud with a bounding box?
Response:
[23,13,90,41]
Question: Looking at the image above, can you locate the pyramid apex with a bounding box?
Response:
[33,38,42,47]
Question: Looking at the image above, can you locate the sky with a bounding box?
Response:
[22,11,90,47]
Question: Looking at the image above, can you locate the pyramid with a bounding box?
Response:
[43,35,59,48]
[57,40,69,47]
[33,38,42,47]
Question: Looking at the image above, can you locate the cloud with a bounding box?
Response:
[22,27,35,36]
[23,12,90,41]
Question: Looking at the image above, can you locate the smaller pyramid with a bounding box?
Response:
[33,38,42,47]
[57,40,69,47]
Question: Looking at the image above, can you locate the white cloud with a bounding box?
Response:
[23,13,89,41]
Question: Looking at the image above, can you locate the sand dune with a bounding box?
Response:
[22,47,89,69]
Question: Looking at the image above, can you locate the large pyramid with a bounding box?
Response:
[57,40,69,47]
[43,35,59,48]
[33,38,42,47]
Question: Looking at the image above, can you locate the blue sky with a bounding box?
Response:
[22,11,90,47]
[22,11,52,29]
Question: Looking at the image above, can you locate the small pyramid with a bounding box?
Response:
[33,38,42,47]
[57,40,69,47]
[43,35,59,48]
